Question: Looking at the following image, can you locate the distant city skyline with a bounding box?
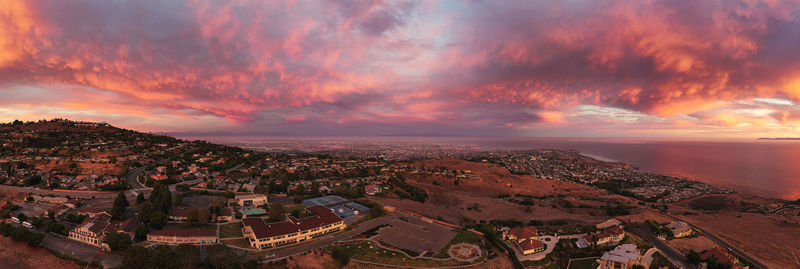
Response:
[2,0,800,138]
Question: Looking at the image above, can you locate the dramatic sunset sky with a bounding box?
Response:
[2,0,800,137]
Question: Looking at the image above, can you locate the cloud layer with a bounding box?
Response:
[2,0,800,137]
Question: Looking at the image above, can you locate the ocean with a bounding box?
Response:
[183,136,800,201]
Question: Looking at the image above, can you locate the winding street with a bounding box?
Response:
[627,223,693,269]
[664,214,767,269]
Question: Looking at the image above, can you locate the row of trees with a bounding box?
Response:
[0,223,45,247]
[122,244,256,269]
[137,182,172,229]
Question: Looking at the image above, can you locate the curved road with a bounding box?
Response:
[627,223,693,269]
[664,214,767,269]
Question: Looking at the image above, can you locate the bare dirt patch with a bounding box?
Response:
[667,236,719,254]
[0,236,81,269]
[375,159,637,225]
[678,211,800,268]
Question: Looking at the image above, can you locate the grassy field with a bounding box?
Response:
[433,229,484,258]
[219,222,243,238]
[327,241,474,267]
[567,257,599,269]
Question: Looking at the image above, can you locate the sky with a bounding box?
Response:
[2,0,800,138]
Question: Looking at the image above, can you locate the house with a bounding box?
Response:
[241,205,345,250]
[607,226,625,243]
[69,213,112,247]
[105,218,139,240]
[217,207,234,222]
[46,204,71,217]
[517,238,546,255]
[598,244,642,269]
[34,196,69,204]
[665,221,692,238]
[505,226,538,242]
[701,247,738,266]
[577,232,614,248]
[168,207,190,221]
[503,226,544,255]
[147,228,218,245]
[364,184,380,195]
[235,193,268,206]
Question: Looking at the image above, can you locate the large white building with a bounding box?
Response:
[598,244,642,269]
[242,205,345,250]
[235,193,268,206]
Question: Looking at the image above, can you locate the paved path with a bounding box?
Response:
[627,223,693,269]
[0,185,117,199]
[665,214,767,269]
[40,233,122,268]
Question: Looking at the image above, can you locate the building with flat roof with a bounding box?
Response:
[147,228,218,245]
[242,205,345,250]
[235,193,268,206]
[598,244,642,269]
[665,221,692,238]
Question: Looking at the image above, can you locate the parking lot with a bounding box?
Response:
[374,216,456,255]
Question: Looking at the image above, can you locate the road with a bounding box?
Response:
[0,184,117,199]
[664,214,767,269]
[251,215,397,262]
[124,166,148,190]
[627,223,693,269]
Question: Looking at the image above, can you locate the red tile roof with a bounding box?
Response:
[518,239,545,251]
[508,226,538,239]
[149,228,217,237]
[242,205,343,239]
[607,226,624,236]
[701,247,737,265]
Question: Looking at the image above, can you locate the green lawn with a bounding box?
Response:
[568,257,599,269]
[433,229,485,258]
[326,241,474,267]
[219,222,243,238]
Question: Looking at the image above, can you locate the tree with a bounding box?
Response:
[205,244,239,269]
[150,211,167,229]
[174,244,201,269]
[111,191,129,220]
[152,245,176,268]
[24,175,42,186]
[138,202,153,224]
[186,207,199,223]
[331,248,350,266]
[103,232,133,251]
[686,250,702,265]
[123,246,151,269]
[198,208,211,224]
[136,192,145,205]
[149,182,172,212]
[135,223,148,240]
[269,203,285,221]
[369,205,386,218]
